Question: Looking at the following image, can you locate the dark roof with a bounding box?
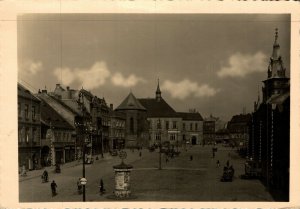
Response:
[138,98,178,118]
[18,83,40,102]
[116,92,146,111]
[177,112,203,121]
[40,100,74,130]
[228,113,252,124]
[216,129,230,134]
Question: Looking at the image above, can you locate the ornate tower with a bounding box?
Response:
[262,28,290,102]
[156,78,162,101]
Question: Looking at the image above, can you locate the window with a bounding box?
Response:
[155,133,161,141]
[190,123,193,131]
[32,106,36,120]
[165,121,169,130]
[170,133,176,141]
[18,128,22,142]
[195,123,198,130]
[25,128,29,143]
[18,103,21,117]
[173,121,177,129]
[32,128,37,142]
[183,123,186,131]
[157,119,162,129]
[24,104,29,119]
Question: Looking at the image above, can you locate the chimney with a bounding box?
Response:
[110,104,113,111]
[56,84,60,88]
[41,89,47,93]
[66,86,70,90]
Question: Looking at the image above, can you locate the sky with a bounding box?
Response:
[17,14,291,121]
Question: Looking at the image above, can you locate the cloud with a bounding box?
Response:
[54,61,111,90]
[217,52,267,78]
[161,79,219,100]
[53,61,145,90]
[19,60,43,75]
[111,72,146,87]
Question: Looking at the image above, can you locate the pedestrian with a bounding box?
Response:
[212,152,215,158]
[77,178,82,194]
[139,151,142,157]
[99,178,105,195]
[42,170,48,182]
[217,160,220,168]
[190,155,193,161]
[166,156,169,163]
[226,160,230,167]
[51,180,57,197]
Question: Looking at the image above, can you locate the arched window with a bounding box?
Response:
[130,117,134,134]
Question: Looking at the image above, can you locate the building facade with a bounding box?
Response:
[227,113,252,147]
[109,105,126,150]
[18,84,41,170]
[115,92,149,148]
[248,29,290,201]
[177,112,203,145]
[40,100,75,166]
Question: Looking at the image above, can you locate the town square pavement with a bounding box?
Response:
[19,145,274,202]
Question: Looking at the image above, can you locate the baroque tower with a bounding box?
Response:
[262,28,290,102]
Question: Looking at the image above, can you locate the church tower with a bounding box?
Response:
[262,28,290,102]
[156,78,162,101]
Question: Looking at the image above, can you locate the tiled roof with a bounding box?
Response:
[177,112,203,121]
[40,100,74,129]
[228,114,252,124]
[18,83,40,102]
[116,92,146,111]
[138,98,178,118]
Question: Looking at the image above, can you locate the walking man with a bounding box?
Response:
[51,180,57,197]
[99,178,105,195]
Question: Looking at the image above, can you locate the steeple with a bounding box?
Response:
[156,78,162,101]
[263,28,289,102]
[268,28,286,78]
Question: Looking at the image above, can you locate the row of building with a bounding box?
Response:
[19,81,212,170]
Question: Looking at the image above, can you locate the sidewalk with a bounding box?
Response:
[19,153,112,182]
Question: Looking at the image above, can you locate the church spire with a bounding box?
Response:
[268,28,286,79]
[272,28,280,60]
[156,78,162,101]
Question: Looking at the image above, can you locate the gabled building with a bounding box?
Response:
[50,84,111,154]
[115,92,148,147]
[138,81,182,147]
[177,112,203,145]
[18,83,41,170]
[227,113,252,147]
[39,100,75,166]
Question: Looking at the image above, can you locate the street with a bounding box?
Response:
[19,145,274,202]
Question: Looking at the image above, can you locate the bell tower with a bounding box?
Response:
[262,28,289,102]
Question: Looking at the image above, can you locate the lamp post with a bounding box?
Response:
[75,90,92,202]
